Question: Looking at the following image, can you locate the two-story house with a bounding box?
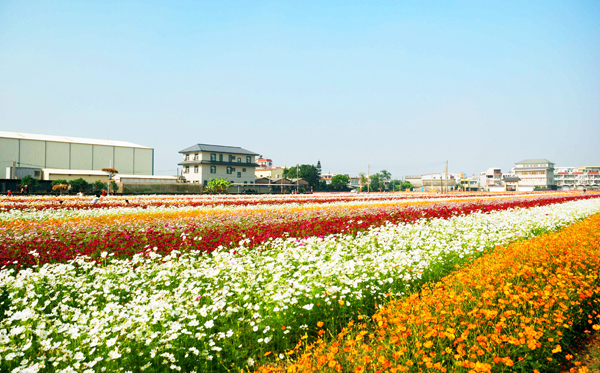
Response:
[178,144,259,186]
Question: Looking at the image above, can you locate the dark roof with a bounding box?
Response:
[515,159,554,165]
[503,176,521,182]
[179,144,259,155]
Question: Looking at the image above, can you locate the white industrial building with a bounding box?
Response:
[1,131,153,181]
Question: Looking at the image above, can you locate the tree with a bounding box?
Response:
[91,180,108,194]
[316,160,322,181]
[19,176,40,192]
[380,170,392,191]
[359,172,369,191]
[284,164,320,190]
[401,181,414,191]
[331,174,350,190]
[51,179,69,186]
[67,178,89,193]
[205,178,231,194]
[369,173,382,192]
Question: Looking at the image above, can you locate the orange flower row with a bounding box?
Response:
[258,213,600,373]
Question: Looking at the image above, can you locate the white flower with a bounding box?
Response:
[108,348,122,360]
[204,320,214,329]
[247,358,255,366]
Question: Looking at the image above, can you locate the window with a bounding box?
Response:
[229,155,235,162]
[194,166,199,173]
[219,154,223,162]
[210,166,216,174]
[242,168,246,172]
[232,168,235,172]
[237,172,241,178]
[227,167,232,174]
[204,180,207,185]
[246,156,251,163]
[184,166,189,174]
[238,157,242,163]
[185,154,189,161]
[211,154,216,161]
[194,153,199,160]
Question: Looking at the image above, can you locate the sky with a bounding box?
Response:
[1,1,599,178]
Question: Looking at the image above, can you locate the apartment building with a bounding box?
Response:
[513,159,555,188]
[178,144,259,186]
[554,166,600,188]
[478,168,503,190]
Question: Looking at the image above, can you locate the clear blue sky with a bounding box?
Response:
[1,1,598,177]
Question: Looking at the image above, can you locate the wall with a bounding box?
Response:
[0,136,153,177]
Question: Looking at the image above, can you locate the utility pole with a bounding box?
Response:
[445,160,449,193]
[296,164,299,193]
[367,164,370,193]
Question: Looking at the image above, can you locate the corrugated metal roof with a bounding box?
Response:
[179,144,259,155]
[0,131,151,149]
[515,159,554,164]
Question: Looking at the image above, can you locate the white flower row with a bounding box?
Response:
[1,198,599,372]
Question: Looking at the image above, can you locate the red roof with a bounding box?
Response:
[557,172,569,175]
[573,172,584,174]
[589,172,599,175]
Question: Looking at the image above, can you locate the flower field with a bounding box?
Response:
[259,206,600,373]
[1,193,596,269]
[0,192,599,372]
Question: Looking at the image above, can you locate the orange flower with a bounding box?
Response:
[317,321,324,328]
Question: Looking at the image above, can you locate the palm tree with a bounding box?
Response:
[359,172,369,191]
[380,169,392,191]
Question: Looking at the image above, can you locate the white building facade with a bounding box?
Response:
[554,166,600,188]
[513,159,555,188]
[178,144,259,186]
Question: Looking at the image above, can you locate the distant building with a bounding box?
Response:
[1,131,154,182]
[554,166,600,189]
[255,156,285,179]
[407,173,457,192]
[478,167,503,191]
[458,174,481,191]
[513,159,555,189]
[178,143,259,187]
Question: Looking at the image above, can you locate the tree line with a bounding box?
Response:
[282,161,413,192]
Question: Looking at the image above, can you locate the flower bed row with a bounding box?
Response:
[262,212,600,373]
[2,198,600,372]
[1,194,597,269]
[0,192,533,212]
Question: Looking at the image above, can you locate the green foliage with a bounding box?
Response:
[369,173,382,191]
[284,164,321,189]
[51,179,69,186]
[91,180,108,193]
[401,181,414,191]
[19,175,39,189]
[205,178,231,194]
[67,178,89,193]
[331,174,350,190]
[109,181,119,193]
[316,160,322,181]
